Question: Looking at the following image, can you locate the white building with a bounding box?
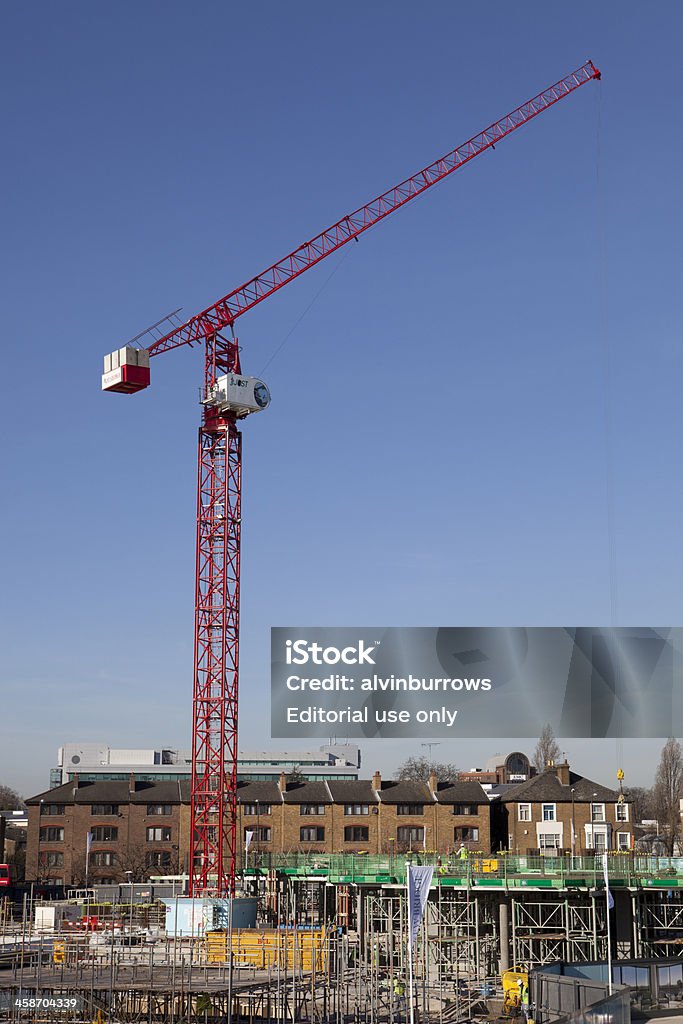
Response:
[51,742,361,788]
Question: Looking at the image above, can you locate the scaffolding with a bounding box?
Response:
[636,890,683,958]
[511,895,606,966]
[4,877,683,1022]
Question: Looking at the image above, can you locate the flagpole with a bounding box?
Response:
[602,854,613,995]
[406,864,415,1024]
[606,887,612,994]
[406,861,434,1024]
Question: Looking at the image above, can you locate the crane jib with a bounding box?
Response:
[142,59,600,360]
[102,59,600,391]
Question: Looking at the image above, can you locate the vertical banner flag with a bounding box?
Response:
[407,865,434,949]
[602,853,614,909]
[85,831,92,882]
[245,830,255,853]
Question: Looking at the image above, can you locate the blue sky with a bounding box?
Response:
[1,2,682,798]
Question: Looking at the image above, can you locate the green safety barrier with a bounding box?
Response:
[238,853,683,889]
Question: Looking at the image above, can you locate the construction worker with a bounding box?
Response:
[393,976,407,1020]
[457,843,468,861]
[518,978,530,1020]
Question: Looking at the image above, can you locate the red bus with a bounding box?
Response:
[0,864,11,887]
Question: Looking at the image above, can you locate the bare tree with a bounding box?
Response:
[7,844,26,881]
[0,785,25,810]
[652,737,683,855]
[533,725,562,773]
[625,785,655,824]
[69,852,89,887]
[117,843,155,882]
[396,756,459,784]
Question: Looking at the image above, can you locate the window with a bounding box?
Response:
[90,826,118,842]
[91,805,119,816]
[146,851,172,867]
[397,826,425,844]
[147,804,173,816]
[91,851,116,867]
[593,832,607,851]
[616,802,629,822]
[542,804,556,822]
[539,834,561,849]
[39,827,64,842]
[244,826,272,843]
[39,852,64,868]
[98,878,117,885]
[397,805,423,815]
[617,832,631,850]
[591,803,605,822]
[242,803,271,815]
[518,804,531,822]
[40,804,65,816]
[453,804,478,816]
[506,753,530,777]
[300,805,326,815]
[454,827,479,843]
[146,827,172,842]
[300,827,325,842]
[344,804,369,815]
[344,826,369,842]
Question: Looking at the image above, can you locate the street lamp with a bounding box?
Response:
[571,788,576,864]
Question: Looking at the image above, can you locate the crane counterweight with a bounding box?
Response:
[102,346,150,394]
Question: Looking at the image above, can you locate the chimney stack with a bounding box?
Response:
[428,771,438,796]
[556,762,571,786]
[372,770,382,792]
[129,772,136,795]
[278,771,287,793]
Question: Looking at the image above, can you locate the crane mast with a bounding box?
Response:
[103,60,601,897]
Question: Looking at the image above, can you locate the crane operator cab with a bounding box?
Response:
[102,349,270,420]
[203,373,271,418]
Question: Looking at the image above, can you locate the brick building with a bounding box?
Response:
[498,762,633,854]
[237,772,493,857]
[25,762,631,884]
[459,750,536,786]
[25,776,190,885]
[25,771,493,884]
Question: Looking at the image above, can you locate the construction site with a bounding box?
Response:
[6,56,663,1024]
[4,853,683,1022]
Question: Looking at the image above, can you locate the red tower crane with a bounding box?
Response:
[102,60,601,897]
